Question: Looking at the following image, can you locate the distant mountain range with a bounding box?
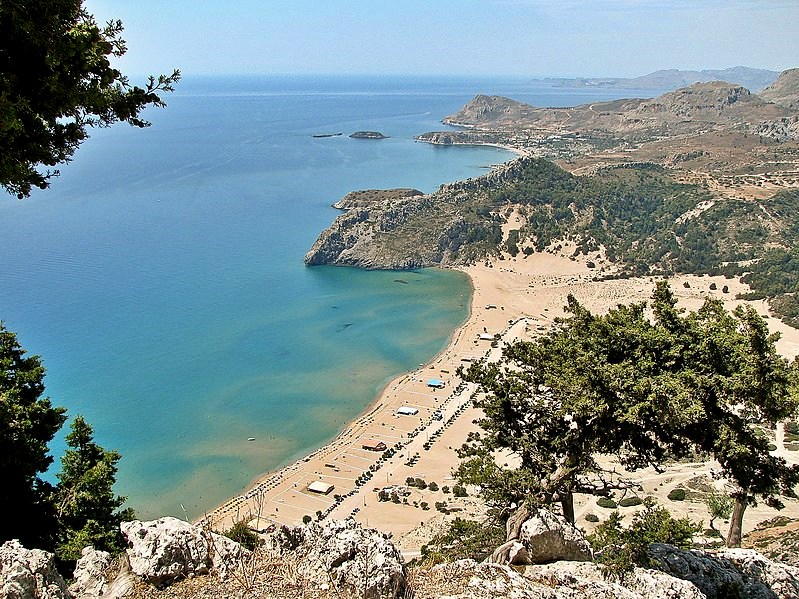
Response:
[544,66,779,93]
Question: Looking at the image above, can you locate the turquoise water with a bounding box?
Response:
[0,76,662,518]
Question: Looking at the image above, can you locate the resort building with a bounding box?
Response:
[397,406,419,416]
[307,481,334,495]
[361,439,387,452]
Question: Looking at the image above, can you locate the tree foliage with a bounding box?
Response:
[0,322,67,548]
[1,322,131,565]
[588,499,699,580]
[459,283,799,546]
[0,0,180,197]
[52,416,134,563]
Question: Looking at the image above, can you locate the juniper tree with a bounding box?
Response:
[0,0,179,197]
[52,416,133,563]
[460,282,799,547]
[0,322,67,548]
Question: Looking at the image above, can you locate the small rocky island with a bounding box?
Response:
[349,131,388,139]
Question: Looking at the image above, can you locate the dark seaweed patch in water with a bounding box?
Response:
[394,279,408,284]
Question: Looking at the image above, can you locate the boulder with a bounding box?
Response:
[0,539,70,599]
[649,542,799,598]
[273,518,406,599]
[719,548,799,599]
[120,517,247,587]
[524,561,704,599]
[70,546,111,598]
[517,509,592,564]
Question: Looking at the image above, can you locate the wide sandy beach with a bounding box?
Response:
[200,241,799,551]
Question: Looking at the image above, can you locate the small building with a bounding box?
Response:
[307,481,334,495]
[397,406,419,416]
[362,439,387,452]
[479,333,495,341]
[427,378,445,388]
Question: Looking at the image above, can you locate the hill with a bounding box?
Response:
[551,66,779,92]
[438,81,796,140]
[759,68,799,110]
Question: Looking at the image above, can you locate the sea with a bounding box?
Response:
[0,75,664,519]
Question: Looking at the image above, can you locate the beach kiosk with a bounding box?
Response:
[361,439,387,452]
[307,481,334,495]
[479,333,495,341]
[426,379,445,389]
[397,406,419,416]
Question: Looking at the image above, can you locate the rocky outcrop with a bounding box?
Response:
[649,542,799,598]
[518,510,593,564]
[332,188,423,210]
[69,546,111,598]
[0,539,70,599]
[416,559,703,599]
[120,517,248,586]
[759,68,799,111]
[271,518,406,599]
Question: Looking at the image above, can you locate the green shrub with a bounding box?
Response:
[596,497,618,509]
[428,482,439,492]
[588,499,699,580]
[667,488,686,501]
[224,520,263,551]
[585,513,600,523]
[452,485,468,497]
[619,497,643,508]
[302,515,312,524]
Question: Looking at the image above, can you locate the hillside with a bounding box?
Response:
[551,66,779,92]
[438,81,797,140]
[760,68,799,110]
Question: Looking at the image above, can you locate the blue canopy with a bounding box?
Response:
[427,379,444,387]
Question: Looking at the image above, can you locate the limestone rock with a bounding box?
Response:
[518,509,592,564]
[649,542,799,598]
[719,548,799,599]
[273,518,406,599]
[70,546,111,598]
[120,517,247,587]
[0,539,70,599]
[524,561,704,599]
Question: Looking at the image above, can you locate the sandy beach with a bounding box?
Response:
[200,243,799,551]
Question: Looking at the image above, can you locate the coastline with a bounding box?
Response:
[200,246,799,548]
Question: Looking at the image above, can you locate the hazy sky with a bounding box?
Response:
[85,0,798,78]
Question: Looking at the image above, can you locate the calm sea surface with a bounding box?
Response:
[0,76,662,518]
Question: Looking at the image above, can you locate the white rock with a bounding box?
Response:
[518,509,592,564]
[70,546,111,598]
[120,517,248,587]
[0,539,70,599]
[274,518,406,599]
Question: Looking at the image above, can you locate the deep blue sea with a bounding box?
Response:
[0,75,663,518]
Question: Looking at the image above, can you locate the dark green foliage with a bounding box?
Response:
[667,488,687,501]
[452,484,468,498]
[428,482,439,492]
[596,498,618,509]
[458,282,799,546]
[618,497,643,508]
[419,518,506,564]
[302,515,312,524]
[0,323,67,549]
[588,500,699,580]
[224,520,263,551]
[1,323,131,566]
[585,513,600,523]
[0,0,180,197]
[52,416,133,564]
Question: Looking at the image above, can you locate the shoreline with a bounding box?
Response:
[200,248,799,547]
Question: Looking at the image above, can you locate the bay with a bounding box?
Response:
[0,75,662,518]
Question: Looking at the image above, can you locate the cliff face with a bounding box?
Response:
[760,68,799,110]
